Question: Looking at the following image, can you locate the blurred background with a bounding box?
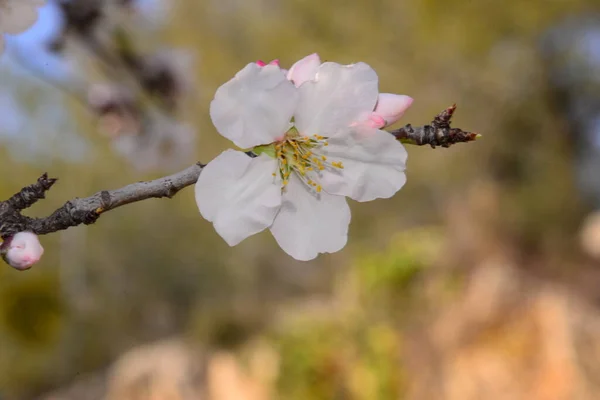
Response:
[0,0,599,399]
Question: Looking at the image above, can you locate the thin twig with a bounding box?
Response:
[0,163,203,239]
[7,173,57,212]
[0,106,478,240]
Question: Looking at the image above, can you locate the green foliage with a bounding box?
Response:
[0,274,64,346]
[276,320,405,400]
[274,227,443,399]
[357,227,442,296]
[0,269,65,397]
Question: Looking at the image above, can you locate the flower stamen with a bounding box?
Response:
[273,134,343,193]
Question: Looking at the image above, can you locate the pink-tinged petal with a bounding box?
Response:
[269,175,350,261]
[195,150,282,246]
[373,94,413,127]
[210,63,298,149]
[359,113,386,129]
[256,60,267,67]
[319,126,408,202]
[1,231,44,270]
[295,62,379,137]
[286,53,321,87]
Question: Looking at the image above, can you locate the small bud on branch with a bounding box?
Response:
[0,232,44,271]
[390,105,480,148]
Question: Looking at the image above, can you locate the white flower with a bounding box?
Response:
[196,55,412,261]
[1,231,44,270]
[0,0,44,54]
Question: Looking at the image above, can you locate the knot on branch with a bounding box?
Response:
[390,105,480,148]
[64,201,102,226]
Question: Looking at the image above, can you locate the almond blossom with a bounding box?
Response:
[195,54,413,261]
[0,0,45,54]
[0,231,44,270]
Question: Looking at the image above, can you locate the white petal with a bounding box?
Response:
[269,176,350,261]
[319,126,408,202]
[195,150,282,246]
[294,62,379,136]
[0,4,39,34]
[209,63,298,149]
[286,53,321,87]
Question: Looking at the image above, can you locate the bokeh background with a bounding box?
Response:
[1,0,600,399]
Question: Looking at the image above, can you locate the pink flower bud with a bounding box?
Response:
[286,53,321,87]
[256,59,280,67]
[1,232,44,271]
[364,113,387,129]
[372,94,414,127]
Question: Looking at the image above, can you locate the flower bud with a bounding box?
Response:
[363,113,387,129]
[286,53,321,87]
[256,59,280,67]
[1,232,44,271]
[372,94,414,127]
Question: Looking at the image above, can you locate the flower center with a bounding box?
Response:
[271,128,344,193]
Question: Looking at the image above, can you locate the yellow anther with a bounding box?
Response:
[274,133,345,193]
[272,173,276,177]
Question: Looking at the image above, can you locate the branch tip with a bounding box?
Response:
[6,173,59,212]
[390,104,478,148]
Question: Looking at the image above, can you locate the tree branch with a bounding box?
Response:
[0,163,203,239]
[6,173,57,212]
[0,106,477,240]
